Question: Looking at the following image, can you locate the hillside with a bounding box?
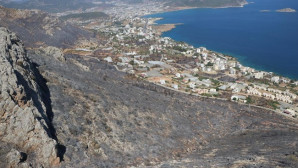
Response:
[0,25,297,167]
[0,0,95,13]
[0,3,297,168]
[0,6,91,48]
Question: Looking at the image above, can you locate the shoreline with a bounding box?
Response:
[145,5,297,80]
[88,1,298,119]
[143,1,249,18]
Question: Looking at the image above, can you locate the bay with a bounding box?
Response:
[147,0,298,79]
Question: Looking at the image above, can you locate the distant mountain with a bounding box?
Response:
[0,0,247,13]
[0,0,96,13]
[165,0,247,8]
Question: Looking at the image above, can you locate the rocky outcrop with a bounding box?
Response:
[35,46,66,62]
[0,28,60,167]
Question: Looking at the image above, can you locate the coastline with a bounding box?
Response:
[90,0,298,119]
[146,4,297,80]
[146,1,249,17]
[147,2,249,35]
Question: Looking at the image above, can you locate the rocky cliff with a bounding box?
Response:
[0,28,60,167]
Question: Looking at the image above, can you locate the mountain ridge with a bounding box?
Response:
[0,0,248,13]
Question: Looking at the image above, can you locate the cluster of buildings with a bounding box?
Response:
[67,2,298,118]
[103,0,165,20]
[247,84,296,104]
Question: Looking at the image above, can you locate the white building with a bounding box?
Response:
[175,73,181,78]
[271,76,280,83]
[254,72,264,79]
[104,57,113,63]
[172,84,179,90]
[160,79,166,85]
[230,68,236,75]
[231,95,247,103]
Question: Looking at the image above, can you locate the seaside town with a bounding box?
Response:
[58,1,298,119]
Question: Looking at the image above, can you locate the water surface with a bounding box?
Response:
[147,0,298,79]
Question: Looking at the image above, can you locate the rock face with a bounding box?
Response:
[0,28,60,167]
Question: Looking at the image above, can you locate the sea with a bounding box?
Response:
[146,0,298,79]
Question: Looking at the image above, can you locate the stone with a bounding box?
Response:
[0,28,59,167]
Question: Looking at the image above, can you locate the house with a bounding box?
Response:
[213,64,219,71]
[281,78,290,83]
[202,53,208,59]
[254,72,264,79]
[219,85,228,90]
[104,57,113,63]
[175,73,181,78]
[200,47,207,52]
[219,64,226,70]
[230,68,236,75]
[231,95,247,103]
[160,79,166,85]
[230,83,246,93]
[189,82,196,89]
[192,68,199,73]
[247,87,262,96]
[209,88,218,94]
[119,57,131,63]
[284,109,296,116]
[201,79,212,87]
[186,50,193,56]
[228,61,236,68]
[262,92,275,100]
[271,76,280,83]
[197,89,209,94]
[172,84,179,90]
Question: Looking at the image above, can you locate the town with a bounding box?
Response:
[58,1,298,119]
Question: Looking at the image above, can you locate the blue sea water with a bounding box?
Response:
[146,0,298,79]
